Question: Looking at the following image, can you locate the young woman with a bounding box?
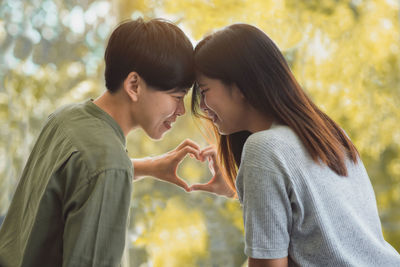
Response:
[190,24,400,267]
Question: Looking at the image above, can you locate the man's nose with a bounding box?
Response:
[176,100,186,116]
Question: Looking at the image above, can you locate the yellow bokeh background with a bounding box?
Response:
[1,0,399,266]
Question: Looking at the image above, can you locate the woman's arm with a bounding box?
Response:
[189,146,236,198]
[248,257,288,267]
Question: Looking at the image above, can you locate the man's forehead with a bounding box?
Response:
[169,87,189,94]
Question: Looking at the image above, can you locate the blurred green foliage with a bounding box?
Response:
[1,0,399,266]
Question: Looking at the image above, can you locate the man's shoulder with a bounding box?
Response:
[48,101,84,121]
[71,130,132,177]
[47,102,132,176]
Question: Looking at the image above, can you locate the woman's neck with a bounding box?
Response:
[245,108,274,133]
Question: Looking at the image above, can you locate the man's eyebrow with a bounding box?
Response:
[171,88,189,94]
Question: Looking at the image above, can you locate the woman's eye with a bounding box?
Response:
[200,89,208,96]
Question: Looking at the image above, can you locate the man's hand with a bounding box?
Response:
[189,146,236,198]
[132,139,201,192]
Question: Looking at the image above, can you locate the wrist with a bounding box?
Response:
[226,188,237,198]
[132,157,155,180]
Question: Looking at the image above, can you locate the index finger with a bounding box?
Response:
[176,139,201,151]
[176,146,201,162]
[190,182,214,193]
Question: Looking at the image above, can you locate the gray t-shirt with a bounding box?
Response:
[236,123,400,266]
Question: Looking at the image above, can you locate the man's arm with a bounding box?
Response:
[63,169,132,267]
[131,157,156,180]
[248,257,288,267]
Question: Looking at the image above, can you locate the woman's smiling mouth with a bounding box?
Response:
[206,110,219,123]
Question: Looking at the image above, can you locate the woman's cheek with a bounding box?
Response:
[204,95,212,109]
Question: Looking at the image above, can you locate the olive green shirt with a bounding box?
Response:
[0,100,133,267]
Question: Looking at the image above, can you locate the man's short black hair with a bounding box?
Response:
[104,18,194,92]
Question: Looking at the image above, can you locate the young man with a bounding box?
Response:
[0,18,200,267]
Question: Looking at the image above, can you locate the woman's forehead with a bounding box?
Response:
[195,74,212,86]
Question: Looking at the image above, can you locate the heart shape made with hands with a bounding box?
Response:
[159,140,235,198]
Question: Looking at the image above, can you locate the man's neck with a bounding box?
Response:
[93,91,135,137]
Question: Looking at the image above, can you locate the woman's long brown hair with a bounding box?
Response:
[191,24,359,190]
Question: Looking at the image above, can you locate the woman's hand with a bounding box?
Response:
[190,146,236,198]
[132,139,201,192]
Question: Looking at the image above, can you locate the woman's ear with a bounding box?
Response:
[123,72,141,102]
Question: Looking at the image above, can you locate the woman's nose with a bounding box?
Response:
[200,95,207,111]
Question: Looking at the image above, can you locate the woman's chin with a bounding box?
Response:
[216,124,244,136]
[216,124,230,135]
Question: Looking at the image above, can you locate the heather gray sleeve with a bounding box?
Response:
[240,164,291,259]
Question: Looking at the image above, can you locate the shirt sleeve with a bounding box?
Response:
[240,164,291,259]
[62,169,132,267]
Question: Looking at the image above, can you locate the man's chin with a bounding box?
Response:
[147,129,169,140]
[148,133,163,140]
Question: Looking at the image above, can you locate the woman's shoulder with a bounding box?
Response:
[244,123,301,153]
[241,124,302,167]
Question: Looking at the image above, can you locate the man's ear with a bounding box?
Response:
[123,72,141,102]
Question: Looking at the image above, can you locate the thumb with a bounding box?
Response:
[173,178,191,192]
[190,183,214,193]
